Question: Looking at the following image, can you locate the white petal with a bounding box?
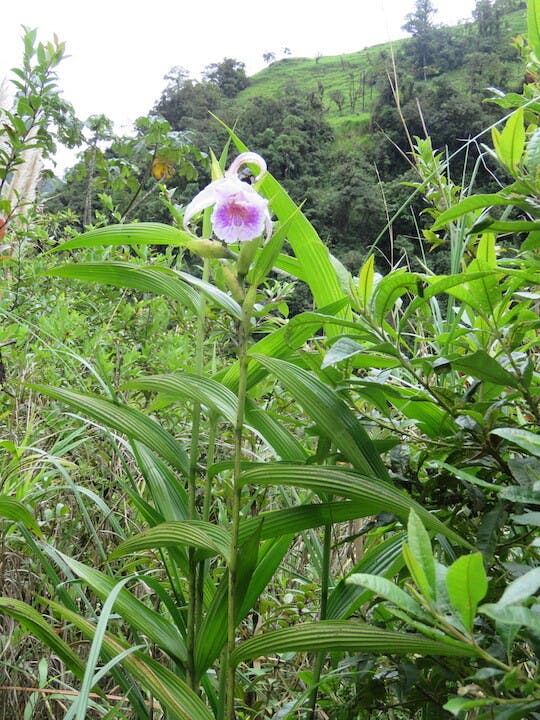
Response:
[226,152,267,181]
[264,209,273,240]
[183,183,220,230]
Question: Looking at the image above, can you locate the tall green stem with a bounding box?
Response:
[186,258,210,689]
[225,285,256,720]
[307,520,332,718]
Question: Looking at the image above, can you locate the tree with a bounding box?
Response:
[401,0,439,78]
[202,58,249,98]
[329,89,346,112]
[473,0,502,49]
[153,68,222,137]
[263,52,276,65]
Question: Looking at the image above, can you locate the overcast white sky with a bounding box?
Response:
[3,0,478,168]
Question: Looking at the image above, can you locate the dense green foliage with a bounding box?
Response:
[1,4,539,720]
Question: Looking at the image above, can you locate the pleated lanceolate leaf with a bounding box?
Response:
[127,373,239,424]
[31,384,190,476]
[230,620,477,667]
[252,355,388,479]
[131,442,189,522]
[238,500,392,546]
[110,520,232,563]
[177,270,243,319]
[47,600,214,720]
[0,597,86,679]
[328,533,406,619]
[46,262,199,312]
[51,222,197,253]
[0,495,42,535]
[127,372,307,461]
[53,552,187,663]
[239,464,469,548]
[194,534,293,680]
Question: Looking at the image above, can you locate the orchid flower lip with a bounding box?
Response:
[183,151,272,245]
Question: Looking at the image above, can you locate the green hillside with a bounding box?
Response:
[233,5,526,138]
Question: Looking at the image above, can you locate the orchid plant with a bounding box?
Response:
[1,7,539,718]
[0,132,481,719]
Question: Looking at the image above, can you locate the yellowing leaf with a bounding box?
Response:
[151,158,175,180]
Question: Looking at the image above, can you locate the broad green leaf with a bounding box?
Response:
[47,600,214,720]
[252,355,388,478]
[407,510,436,601]
[46,262,199,312]
[388,390,456,439]
[444,696,494,715]
[402,543,433,604]
[472,218,540,233]
[435,461,501,492]
[446,553,488,633]
[230,620,477,666]
[528,0,540,58]
[110,520,232,563]
[0,598,86,678]
[522,230,540,250]
[500,486,540,504]
[465,234,502,312]
[511,511,540,526]
[239,463,469,548]
[54,552,187,663]
[400,271,501,326]
[479,603,540,634]
[31,384,189,475]
[430,194,526,231]
[321,337,366,369]
[497,566,540,607]
[0,495,42,535]
[491,108,525,175]
[452,351,521,389]
[358,253,375,308]
[371,270,420,322]
[347,573,424,617]
[491,427,540,456]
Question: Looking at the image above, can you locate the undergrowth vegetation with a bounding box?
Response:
[0,4,539,719]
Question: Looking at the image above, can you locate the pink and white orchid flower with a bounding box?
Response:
[183,152,272,244]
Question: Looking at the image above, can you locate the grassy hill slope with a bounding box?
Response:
[233,6,526,142]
